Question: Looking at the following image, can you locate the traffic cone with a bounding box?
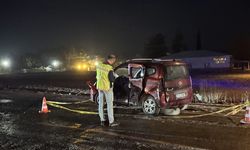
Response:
[240,106,250,124]
[39,97,51,113]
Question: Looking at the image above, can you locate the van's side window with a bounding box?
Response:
[146,67,156,76]
[115,67,128,77]
[131,67,143,79]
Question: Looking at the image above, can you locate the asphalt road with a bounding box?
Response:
[1,90,250,150]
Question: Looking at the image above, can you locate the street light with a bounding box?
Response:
[52,60,60,68]
[1,59,11,68]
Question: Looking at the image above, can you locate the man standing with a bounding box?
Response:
[96,54,119,127]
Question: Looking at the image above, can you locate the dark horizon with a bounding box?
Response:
[0,0,250,59]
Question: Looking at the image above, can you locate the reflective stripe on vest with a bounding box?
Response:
[96,63,113,91]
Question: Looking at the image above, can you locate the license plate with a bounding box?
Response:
[176,92,186,99]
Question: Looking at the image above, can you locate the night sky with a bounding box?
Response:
[0,0,250,58]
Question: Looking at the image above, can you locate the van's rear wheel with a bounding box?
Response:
[162,108,181,116]
[142,96,160,115]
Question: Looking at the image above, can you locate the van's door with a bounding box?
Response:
[128,64,145,105]
[164,64,192,105]
[128,64,145,89]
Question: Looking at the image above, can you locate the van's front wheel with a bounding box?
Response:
[142,96,160,115]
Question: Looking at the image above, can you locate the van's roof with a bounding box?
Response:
[126,58,187,65]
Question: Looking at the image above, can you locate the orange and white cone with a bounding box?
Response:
[39,97,51,113]
[240,106,250,124]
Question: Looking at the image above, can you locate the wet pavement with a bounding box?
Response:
[1,90,250,150]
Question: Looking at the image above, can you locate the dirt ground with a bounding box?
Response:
[1,71,250,104]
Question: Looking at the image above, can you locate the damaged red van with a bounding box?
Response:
[88,58,193,115]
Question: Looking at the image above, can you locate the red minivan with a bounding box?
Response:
[88,58,193,115]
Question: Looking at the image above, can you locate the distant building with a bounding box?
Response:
[162,50,232,69]
[233,60,250,70]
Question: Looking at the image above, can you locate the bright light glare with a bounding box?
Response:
[52,60,60,68]
[94,61,99,66]
[1,59,11,68]
[77,65,81,70]
[83,64,87,69]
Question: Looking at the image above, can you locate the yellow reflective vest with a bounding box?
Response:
[96,63,113,91]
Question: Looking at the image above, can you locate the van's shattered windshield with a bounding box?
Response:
[165,65,189,80]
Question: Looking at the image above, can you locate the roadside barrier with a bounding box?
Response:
[44,98,250,120]
[47,101,98,115]
[174,101,250,119]
[39,97,51,113]
[47,100,90,105]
